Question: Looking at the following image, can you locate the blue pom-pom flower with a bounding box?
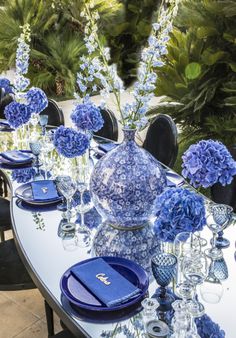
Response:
[26,87,48,114]
[182,140,236,188]
[12,168,35,183]
[53,126,89,158]
[71,101,104,132]
[154,187,206,242]
[0,77,13,94]
[4,101,31,128]
[195,314,225,338]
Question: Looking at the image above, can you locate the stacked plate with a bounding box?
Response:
[0,150,33,169]
[60,256,149,320]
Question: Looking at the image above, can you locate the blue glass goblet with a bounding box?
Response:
[39,114,48,136]
[151,252,177,311]
[29,141,43,180]
[211,204,233,249]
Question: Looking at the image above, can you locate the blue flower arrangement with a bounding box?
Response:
[195,314,225,338]
[182,140,236,188]
[0,78,13,94]
[154,187,206,242]
[71,101,104,132]
[12,168,35,183]
[26,87,48,114]
[4,101,31,128]
[53,126,89,158]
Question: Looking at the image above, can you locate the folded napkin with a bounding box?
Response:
[31,180,59,200]
[0,121,10,127]
[1,150,32,163]
[71,258,141,307]
[98,143,118,153]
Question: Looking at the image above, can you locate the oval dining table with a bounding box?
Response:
[5,157,236,338]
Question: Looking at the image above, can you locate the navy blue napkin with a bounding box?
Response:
[71,258,141,307]
[98,143,118,153]
[31,180,59,200]
[1,150,32,163]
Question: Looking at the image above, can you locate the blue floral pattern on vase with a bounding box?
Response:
[90,129,167,229]
[92,221,160,272]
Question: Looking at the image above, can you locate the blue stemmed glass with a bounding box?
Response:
[211,204,233,248]
[29,141,43,180]
[151,252,177,311]
[39,114,48,136]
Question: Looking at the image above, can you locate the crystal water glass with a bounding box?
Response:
[183,253,208,317]
[55,176,77,225]
[61,223,78,251]
[141,298,159,325]
[151,252,177,310]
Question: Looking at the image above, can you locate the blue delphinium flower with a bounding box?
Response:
[12,168,35,183]
[26,87,48,114]
[71,101,104,132]
[182,140,236,188]
[154,187,206,242]
[4,101,31,128]
[53,126,89,158]
[0,78,13,94]
[195,314,225,338]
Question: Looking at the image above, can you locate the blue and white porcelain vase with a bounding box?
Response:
[90,128,167,229]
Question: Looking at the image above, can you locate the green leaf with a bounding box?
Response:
[229,63,236,72]
[185,62,202,80]
[201,50,228,65]
[197,26,218,39]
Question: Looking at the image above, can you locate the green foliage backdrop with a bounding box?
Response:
[153,0,236,146]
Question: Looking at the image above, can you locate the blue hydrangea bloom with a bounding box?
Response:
[71,102,104,132]
[72,190,91,207]
[195,314,225,338]
[0,77,13,94]
[4,101,31,128]
[26,87,48,114]
[182,140,236,188]
[12,168,35,183]
[53,126,89,158]
[154,187,206,242]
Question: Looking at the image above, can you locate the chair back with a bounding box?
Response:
[0,169,12,198]
[40,98,64,127]
[143,113,178,168]
[94,108,118,141]
[0,94,13,120]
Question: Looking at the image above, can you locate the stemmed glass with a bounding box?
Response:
[29,141,43,180]
[200,259,223,304]
[55,176,77,226]
[151,252,177,311]
[39,114,48,136]
[211,204,233,248]
[183,253,208,317]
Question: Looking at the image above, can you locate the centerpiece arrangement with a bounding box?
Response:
[73,0,180,267]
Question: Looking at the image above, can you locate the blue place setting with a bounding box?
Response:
[60,256,149,314]
[15,180,62,205]
[1,150,33,164]
[98,142,118,153]
[0,120,14,132]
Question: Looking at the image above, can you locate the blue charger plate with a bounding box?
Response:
[15,180,62,205]
[60,256,149,312]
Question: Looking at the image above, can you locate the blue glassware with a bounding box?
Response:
[210,257,228,281]
[29,141,43,180]
[90,128,166,229]
[211,204,233,249]
[151,253,177,311]
[39,114,48,136]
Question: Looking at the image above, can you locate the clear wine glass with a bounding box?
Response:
[200,260,223,304]
[55,176,77,225]
[183,253,208,318]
